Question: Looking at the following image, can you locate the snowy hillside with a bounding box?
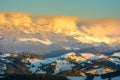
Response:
[0,51,120,80]
[23,52,120,75]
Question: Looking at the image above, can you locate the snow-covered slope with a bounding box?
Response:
[80,53,106,60]
[112,52,120,57]
[18,38,53,45]
[25,52,77,74]
[0,52,120,79]
[23,52,119,75]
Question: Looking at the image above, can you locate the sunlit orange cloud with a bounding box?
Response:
[51,16,79,32]
[34,16,54,25]
[0,12,120,44]
[80,19,120,44]
[33,15,80,33]
[0,13,7,24]
[0,12,32,26]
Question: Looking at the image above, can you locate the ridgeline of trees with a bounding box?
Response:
[4,74,68,80]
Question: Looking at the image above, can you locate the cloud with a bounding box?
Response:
[35,16,79,31]
[79,19,120,44]
[51,16,79,32]
[0,13,7,24]
[0,12,120,44]
[0,12,32,26]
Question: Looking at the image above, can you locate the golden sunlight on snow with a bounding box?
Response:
[0,12,120,44]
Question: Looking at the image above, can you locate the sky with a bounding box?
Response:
[0,0,120,18]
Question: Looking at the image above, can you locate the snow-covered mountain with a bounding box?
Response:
[0,12,119,57]
[0,52,120,80]
[24,52,120,74]
[0,12,120,80]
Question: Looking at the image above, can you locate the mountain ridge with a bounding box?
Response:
[0,12,120,56]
